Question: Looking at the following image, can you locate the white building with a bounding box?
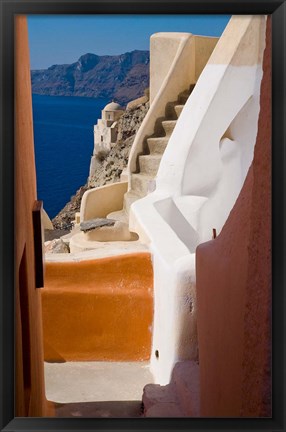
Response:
[89,101,124,180]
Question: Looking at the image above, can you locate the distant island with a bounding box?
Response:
[31,50,150,106]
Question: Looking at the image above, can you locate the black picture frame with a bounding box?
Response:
[32,200,45,289]
[0,1,285,431]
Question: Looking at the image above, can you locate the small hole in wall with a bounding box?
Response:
[155,350,159,359]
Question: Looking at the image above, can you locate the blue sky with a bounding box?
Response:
[28,15,231,70]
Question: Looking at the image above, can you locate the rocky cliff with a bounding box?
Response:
[52,98,149,230]
[31,50,149,106]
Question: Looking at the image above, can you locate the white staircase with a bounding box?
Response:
[108,85,195,223]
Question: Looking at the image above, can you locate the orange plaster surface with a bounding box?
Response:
[15,16,49,416]
[42,253,153,362]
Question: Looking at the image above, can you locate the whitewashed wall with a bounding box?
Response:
[129,15,267,384]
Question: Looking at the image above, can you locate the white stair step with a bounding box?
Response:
[139,154,162,176]
[174,105,184,117]
[147,137,169,155]
[162,120,177,136]
[123,191,142,214]
[45,361,153,405]
[165,101,179,120]
[178,84,195,105]
[106,210,128,224]
[178,90,190,104]
[131,173,155,196]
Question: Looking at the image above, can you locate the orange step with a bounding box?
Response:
[42,253,153,362]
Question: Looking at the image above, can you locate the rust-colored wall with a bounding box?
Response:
[42,253,153,361]
[196,18,271,417]
[15,16,50,416]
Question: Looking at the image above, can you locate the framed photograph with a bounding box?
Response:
[0,1,285,431]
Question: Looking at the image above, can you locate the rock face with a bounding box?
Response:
[88,100,149,188]
[31,50,149,106]
[52,99,149,230]
[52,185,89,230]
[44,238,70,254]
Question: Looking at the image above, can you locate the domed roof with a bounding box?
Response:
[103,101,123,111]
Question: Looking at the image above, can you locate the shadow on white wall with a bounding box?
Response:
[129,15,267,384]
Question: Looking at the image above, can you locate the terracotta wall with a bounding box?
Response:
[196,17,271,417]
[42,253,153,362]
[15,16,49,417]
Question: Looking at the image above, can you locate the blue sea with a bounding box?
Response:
[32,94,109,219]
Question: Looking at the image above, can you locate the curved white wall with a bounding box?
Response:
[129,15,267,384]
[128,33,194,177]
[127,33,218,177]
[80,181,128,222]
